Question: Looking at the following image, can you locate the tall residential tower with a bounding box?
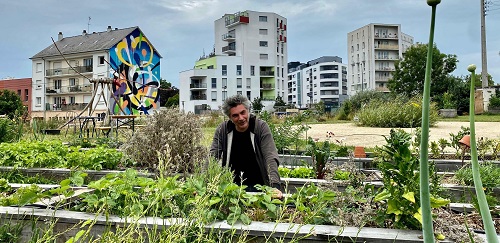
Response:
[179,10,287,114]
[347,23,413,95]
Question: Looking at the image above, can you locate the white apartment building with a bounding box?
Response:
[30,26,161,119]
[179,10,287,114]
[347,23,413,95]
[287,56,348,110]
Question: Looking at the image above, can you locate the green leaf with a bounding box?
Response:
[226,213,238,225]
[239,214,252,225]
[413,208,422,224]
[387,200,402,216]
[209,197,221,206]
[264,202,277,213]
[74,229,85,241]
[402,191,415,203]
[60,179,71,187]
[430,196,450,208]
[374,190,391,202]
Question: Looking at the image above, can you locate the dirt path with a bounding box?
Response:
[305,122,500,149]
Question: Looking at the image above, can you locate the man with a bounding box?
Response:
[210,95,282,198]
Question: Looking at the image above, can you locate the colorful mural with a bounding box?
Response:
[109,29,160,115]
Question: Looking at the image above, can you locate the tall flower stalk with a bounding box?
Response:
[419,0,440,241]
[467,64,499,243]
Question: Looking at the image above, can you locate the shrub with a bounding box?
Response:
[356,95,438,128]
[336,90,391,120]
[489,96,500,109]
[0,119,16,143]
[120,108,208,175]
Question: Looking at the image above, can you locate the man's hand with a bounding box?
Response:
[272,188,283,199]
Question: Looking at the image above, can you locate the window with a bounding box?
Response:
[246,78,251,88]
[211,91,217,101]
[277,55,279,65]
[222,78,227,88]
[36,97,42,106]
[237,91,242,95]
[260,54,268,60]
[70,96,76,104]
[236,65,242,75]
[69,78,77,86]
[36,63,42,72]
[222,65,227,76]
[24,89,28,101]
[246,91,251,100]
[35,80,42,90]
[259,29,268,35]
[98,56,105,65]
[259,16,267,22]
[250,66,255,76]
[222,91,227,101]
[259,41,268,47]
[211,78,217,88]
[237,78,242,88]
[83,58,93,67]
[54,79,62,90]
[17,90,21,96]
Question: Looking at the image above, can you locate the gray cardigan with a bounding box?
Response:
[210,114,281,189]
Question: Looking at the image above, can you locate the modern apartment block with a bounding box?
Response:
[287,56,348,110]
[30,26,161,120]
[347,23,413,95]
[179,10,287,114]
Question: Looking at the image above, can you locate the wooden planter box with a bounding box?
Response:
[0,206,458,242]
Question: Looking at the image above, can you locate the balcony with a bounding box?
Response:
[46,66,93,76]
[260,71,274,76]
[190,83,207,89]
[261,96,275,101]
[225,13,250,27]
[260,83,274,90]
[222,32,236,41]
[45,85,93,95]
[375,67,395,71]
[222,44,236,54]
[190,94,207,100]
[374,44,399,50]
[374,33,398,39]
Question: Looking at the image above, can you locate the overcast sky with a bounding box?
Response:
[1,0,499,87]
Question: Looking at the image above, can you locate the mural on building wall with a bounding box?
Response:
[109,29,160,115]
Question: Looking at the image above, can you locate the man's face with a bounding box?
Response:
[229,104,249,132]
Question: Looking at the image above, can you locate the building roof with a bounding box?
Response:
[31,26,162,59]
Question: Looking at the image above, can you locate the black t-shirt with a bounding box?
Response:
[229,129,264,191]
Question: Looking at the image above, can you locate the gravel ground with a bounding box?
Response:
[305,122,500,150]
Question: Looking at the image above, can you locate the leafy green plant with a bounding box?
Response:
[260,111,308,153]
[374,129,448,230]
[0,220,24,243]
[449,126,470,156]
[305,137,332,179]
[442,92,456,109]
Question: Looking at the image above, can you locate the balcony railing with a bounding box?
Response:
[374,44,398,50]
[190,83,207,89]
[260,71,274,76]
[375,67,395,71]
[222,32,236,41]
[46,66,93,76]
[260,83,274,90]
[45,85,93,94]
[225,14,249,27]
[222,45,236,53]
[190,94,207,100]
[261,96,275,101]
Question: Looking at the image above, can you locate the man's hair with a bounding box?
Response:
[221,94,251,117]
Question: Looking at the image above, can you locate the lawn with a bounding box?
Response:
[438,114,500,122]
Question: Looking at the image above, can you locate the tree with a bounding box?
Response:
[388,43,458,98]
[465,73,494,88]
[165,93,179,108]
[0,89,23,119]
[251,97,263,112]
[158,79,179,107]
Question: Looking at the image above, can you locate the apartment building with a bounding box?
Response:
[30,26,161,119]
[347,23,413,95]
[0,78,32,114]
[287,56,348,110]
[179,10,287,114]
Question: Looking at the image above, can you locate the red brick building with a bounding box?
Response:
[0,78,32,114]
